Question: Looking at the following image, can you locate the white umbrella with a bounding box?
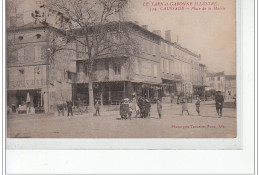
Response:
[26,92,30,103]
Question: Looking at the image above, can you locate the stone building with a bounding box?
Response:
[205,72,236,99]
[205,72,226,94]
[6,22,76,113]
[224,75,236,99]
[6,20,208,113]
[73,22,205,105]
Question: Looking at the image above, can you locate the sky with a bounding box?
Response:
[124,0,236,75]
[8,0,236,75]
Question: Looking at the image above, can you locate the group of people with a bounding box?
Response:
[137,97,151,118]
[56,91,225,118]
[181,91,225,117]
[56,100,73,117]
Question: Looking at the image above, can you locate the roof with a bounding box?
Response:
[207,71,225,77]
[7,22,65,35]
[225,75,236,80]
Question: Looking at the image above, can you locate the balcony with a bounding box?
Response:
[75,72,89,83]
[8,79,47,90]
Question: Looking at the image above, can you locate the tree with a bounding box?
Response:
[31,0,137,116]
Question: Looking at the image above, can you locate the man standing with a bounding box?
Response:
[215,91,224,117]
[157,99,162,119]
[67,100,73,117]
[195,96,201,116]
[95,99,100,116]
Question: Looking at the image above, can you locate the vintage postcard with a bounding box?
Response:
[6,0,237,141]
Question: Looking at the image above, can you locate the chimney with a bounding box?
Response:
[165,30,171,42]
[142,25,148,30]
[152,30,161,37]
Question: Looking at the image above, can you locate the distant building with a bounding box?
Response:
[205,72,226,94]
[225,75,236,99]
[206,72,236,98]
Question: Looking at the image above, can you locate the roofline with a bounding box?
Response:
[7,23,66,35]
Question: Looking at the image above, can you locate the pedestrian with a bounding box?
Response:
[195,96,201,116]
[77,98,83,115]
[144,98,151,118]
[182,98,189,115]
[67,100,73,117]
[131,93,139,118]
[57,101,64,116]
[233,94,236,108]
[157,99,162,119]
[215,91,224,117]
[95,99,100,116]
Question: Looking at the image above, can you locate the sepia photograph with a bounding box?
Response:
[6,0,236,138]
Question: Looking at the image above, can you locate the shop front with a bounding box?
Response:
[7,89,44,114]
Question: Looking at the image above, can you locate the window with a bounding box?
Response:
[171,46,174,56]
[18,48,24,62]
[36,34,41,39]
[34,46,42,61]
[19,69,24,74]
[77,42,87,58]
[217,77,220,80]
[18,69,25,80]
[114,64,121,75]
[175,60,178,74]
[170,61,174,74]
[67,71,72,80]
[161,59,164,72]
[153,64,158,77]
[142,61,152,76]
[152,44,156,56]
[149,42,153,54]
[10,16,17,27]
[167,44,171,55]
[18,36,23,41]
[211,77,214,81]
[135,60,139,74]
[142,41,147,53]
[162,42,166,53]
[165,60,170,73]
[78,63,84,72]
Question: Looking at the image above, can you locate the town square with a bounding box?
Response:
[6,0,236,138]
[7,100,236,138]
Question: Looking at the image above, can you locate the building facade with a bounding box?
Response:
[7,21,209,114]
[73,22,206,105]
[7,22,76,113]
[205,72,226,93]
[225,75,236,99]
[205,72,236,99]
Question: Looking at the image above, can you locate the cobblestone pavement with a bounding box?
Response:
[7,101,237,138]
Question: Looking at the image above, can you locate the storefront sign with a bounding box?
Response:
[8,80,46,90]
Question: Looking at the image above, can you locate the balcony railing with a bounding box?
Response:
[8,79,47,90]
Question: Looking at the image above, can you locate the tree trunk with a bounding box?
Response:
[88,79,94,117]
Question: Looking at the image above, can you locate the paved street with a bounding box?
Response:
[7,101,236,138]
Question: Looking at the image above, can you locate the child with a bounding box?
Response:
[182,98,189,115]
[195,96,201,116]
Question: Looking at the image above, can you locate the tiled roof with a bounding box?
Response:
[207,71,224,77]
[225,75,236,80]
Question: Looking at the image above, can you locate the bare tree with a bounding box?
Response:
[32,0,138,116]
